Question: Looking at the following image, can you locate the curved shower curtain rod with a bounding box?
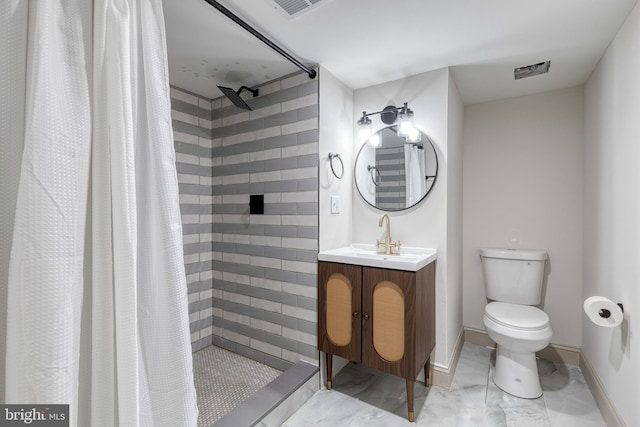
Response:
[203,0,317,79]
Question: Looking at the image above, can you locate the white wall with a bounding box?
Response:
[353,144,376,206]
[582,2,640,424]
[319,67,354,252]
[462,87,584,348]
[446,74,465,355]
[352,68,463,368]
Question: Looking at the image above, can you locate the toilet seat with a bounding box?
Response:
[485,302,549,331]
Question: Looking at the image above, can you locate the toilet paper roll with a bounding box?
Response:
[583,296,623,328]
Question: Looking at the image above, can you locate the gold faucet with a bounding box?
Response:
[376,213,401,255]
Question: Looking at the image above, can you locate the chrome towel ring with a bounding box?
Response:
[367,165,381,186]
[328,152,344,179]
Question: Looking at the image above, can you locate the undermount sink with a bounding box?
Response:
[318,243,437,271]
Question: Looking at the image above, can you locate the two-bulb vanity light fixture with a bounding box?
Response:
[357,102,421,147]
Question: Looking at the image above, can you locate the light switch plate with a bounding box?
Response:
[330,195,340,214]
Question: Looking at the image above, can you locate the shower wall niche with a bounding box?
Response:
[171,71,319,371]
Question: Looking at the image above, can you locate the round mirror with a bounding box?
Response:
[354,126,438,211]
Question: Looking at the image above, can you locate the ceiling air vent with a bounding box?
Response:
[265,0,332,18]
[514,61,551,80]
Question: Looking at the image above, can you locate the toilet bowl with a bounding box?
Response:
[483,301,552,398]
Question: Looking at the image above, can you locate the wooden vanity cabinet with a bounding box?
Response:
[318,260,436,422]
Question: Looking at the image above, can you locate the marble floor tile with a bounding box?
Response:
[446,344,493,411]
[541,364,606,427]
[282,389,411,427]
[416,385,485,427]
[331,362,429,420]
[451,342,494,390]
[284,343,606,427]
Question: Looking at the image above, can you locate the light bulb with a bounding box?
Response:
[359,127,371,142]
[406,127,421,143]
[357,112,372,143]
[399,120,414,137]
[369,133,381,147]
[396,103,414,138]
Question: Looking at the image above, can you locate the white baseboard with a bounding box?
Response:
[463,326,494,348]
[537,342,581,366]
[580,352,626,427]
[431,327,465,390]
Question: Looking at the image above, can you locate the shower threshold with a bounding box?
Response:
[213,359,318,426]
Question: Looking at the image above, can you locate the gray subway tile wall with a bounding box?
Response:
[171,71,319,371]
[172,87,216,354]
[376,145,406,210]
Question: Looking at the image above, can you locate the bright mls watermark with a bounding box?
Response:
[1,405,68,426]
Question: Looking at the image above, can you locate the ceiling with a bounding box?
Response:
[163,0,638,105]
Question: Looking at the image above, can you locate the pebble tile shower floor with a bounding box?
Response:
[193,345,282,426]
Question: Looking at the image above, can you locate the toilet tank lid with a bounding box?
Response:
[480,248,548,261]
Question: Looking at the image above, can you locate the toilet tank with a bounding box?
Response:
[480,248,548,305]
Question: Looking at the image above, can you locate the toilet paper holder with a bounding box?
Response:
[599,303,624,319]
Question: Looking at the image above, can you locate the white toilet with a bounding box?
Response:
[480,247,552,399]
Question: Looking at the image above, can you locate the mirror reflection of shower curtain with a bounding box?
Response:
[1,1,198,426]
[404,144,426,206]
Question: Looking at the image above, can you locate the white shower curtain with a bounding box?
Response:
[404,144,426,206]
[2,1,198,426]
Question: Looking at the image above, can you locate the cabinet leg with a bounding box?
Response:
[406,379,415,422]
[425,357,431,387]
[325,352,333,390]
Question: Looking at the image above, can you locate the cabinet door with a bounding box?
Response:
[362,267,416,379]
[318,262,362,362]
